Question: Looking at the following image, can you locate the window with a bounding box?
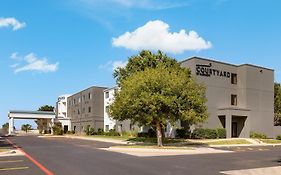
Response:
[78,109,80,115]
[105,125,109,132]
[82,95,85,101]
[106,106,109,113]
[88,93,92,99]
[73,99,76,104]
[231,94,237,106]
[105,92,109,98]
[73,126,76,131]
[88,107,91,113]
[231,73,237,84]
[78,97,81,103]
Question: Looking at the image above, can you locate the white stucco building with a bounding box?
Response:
[103,87,118,131]
[55,94,72,132]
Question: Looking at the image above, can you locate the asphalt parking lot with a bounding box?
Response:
[2,136,281,175]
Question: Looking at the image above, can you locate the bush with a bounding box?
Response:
[52,124,63,135]
[276,135,281,140]
[250,131,267,139]
[66,130,75,134]
[97,128,104,135]
[104,130,120,136]
[192,128,217,139]
[216,128,226,138]
[84,126,96,135]
[176,128,190,138]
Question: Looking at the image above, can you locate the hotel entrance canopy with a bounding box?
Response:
[8,110,55,135]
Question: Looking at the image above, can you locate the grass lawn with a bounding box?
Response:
[260,139,281,144]
[0,148,10,153]
[205,139,251,145]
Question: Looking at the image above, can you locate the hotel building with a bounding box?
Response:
[181,57,274,138]
[67,86,107,133]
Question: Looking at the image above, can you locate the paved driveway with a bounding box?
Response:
[4,136,281,175]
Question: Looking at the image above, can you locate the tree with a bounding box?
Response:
[110,64,208,147]
[2,123,9,130]
[21,124,32,133]
[38,105,54,112]
[36,105,54,134]
[113,50,179,84]
[2,122,9,133]
[274,82,281,125]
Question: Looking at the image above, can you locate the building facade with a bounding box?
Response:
[55,94,71,132]
[67,86,107,133]
[181,57,274,138]
[104,87,134,132]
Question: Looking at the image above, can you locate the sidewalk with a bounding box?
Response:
[39,135,129,144]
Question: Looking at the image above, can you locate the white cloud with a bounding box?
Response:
[112,20,212,54]
[0,17,26,31]
[99,60,127,71]
[10,53,59,73]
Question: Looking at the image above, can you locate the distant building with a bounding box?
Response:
[55,94,71,132]
[104,87,134,132]
[67,86,107,133]
[181,57,274,138]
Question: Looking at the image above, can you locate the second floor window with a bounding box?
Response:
[231,94,237,106]
[231,73,237,84]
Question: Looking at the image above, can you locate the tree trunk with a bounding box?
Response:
[156,121,163,147]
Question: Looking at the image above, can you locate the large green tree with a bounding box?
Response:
[274,82,281,125]
[114,50,179,84]
[110,63,208,146]
[21,124,32,133]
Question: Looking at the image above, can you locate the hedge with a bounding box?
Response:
[192,128,226,139]
[250,131,267,139]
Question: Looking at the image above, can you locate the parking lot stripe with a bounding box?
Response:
[0,160,24,163]
[0,166,29,171]
[6,139,54,175]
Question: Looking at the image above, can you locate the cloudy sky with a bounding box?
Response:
[1,0,281,128]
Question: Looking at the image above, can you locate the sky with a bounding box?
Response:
[1,0,281,129]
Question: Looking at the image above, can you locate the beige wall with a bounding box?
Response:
[181,57,274,138]
[67,86,107,133]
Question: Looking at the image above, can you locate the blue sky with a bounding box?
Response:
[1,0,281,128]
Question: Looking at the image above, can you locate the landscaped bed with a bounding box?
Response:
[259,139,281,144]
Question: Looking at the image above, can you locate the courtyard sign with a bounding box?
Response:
[196,63,231,78]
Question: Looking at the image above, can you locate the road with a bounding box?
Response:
[1,136,281,175]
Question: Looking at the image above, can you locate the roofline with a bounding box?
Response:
[9,110,55,115]
[69,85,108,97]
[104,86,118,92]
[180,56,274,71]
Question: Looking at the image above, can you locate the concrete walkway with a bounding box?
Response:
[39,135,129,144]
[101,147,233,157]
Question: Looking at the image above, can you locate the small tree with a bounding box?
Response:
[274,83,281,125]
[21,124,32,133]
[36,105,54,133]
[110,65,208,147]
[2,122,9,133]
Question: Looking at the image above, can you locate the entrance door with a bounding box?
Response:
[64,125,68,133]
[232,122,238,138]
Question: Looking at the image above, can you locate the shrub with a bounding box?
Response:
[216,128,226,138]
[250,131,267,139]
[137,132,149,137]
[52,124,63,135]
[66,130,75,134]
[104,129,120,136]
[175,128,190,138]
[147,128,156,138]
[276,135,281,140]
[192,128,217,139]
[97,128,104,135]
